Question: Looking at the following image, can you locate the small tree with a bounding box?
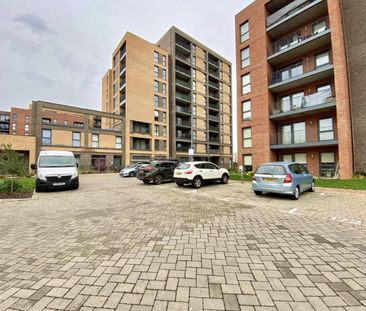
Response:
[0,144,27,193]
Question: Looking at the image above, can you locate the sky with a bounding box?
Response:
[0,0,254,156]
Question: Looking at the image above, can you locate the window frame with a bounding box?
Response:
[242,127,252,148]
[91,134,99,148]
[318,117,334,141]
[41,129,52,145]
[241,47,250,68]
[241,73,251,95]
[242,100,251,120]
[72,131,81,147]
[240,21,249,43]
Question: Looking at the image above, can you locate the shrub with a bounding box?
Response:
[0,179,23,193]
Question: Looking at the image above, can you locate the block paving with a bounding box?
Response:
[0,175,365,310]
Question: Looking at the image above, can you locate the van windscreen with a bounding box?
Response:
[39,156,76,168]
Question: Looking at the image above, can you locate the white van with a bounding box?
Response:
[31,151,79,192]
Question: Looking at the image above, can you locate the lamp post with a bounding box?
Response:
[189,109,194,162]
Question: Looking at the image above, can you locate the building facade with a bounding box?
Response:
[157,27,233,166]
[102,32,169,166]
[236,0,356,178]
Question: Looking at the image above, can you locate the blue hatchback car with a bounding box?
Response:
[252,162,314,200]
[119,162,149,177]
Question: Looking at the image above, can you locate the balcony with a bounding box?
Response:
[209,69,219,78]
[176,106,191,116]
[175,64,191,78]
[208,56,219,69]
[176,119,191,128]
[176,92,191,103]
[120,94,126,106]
[175,78,191,91]
[209,148,221,154]
[175,38,191,53]
[176,144,190,153]
[209,136,220,143]
[209,92,219,100]
[270,130,338,149]
[268,17,331,65]
[209,125,220,132]
[209,81,219,90]
[119,79,126,90]
[266,0,327,39]
[270,90,336,120]
[209,114,220,122]
[176,133,191,141]
[209,102,220,111]
[176,51,191,65]
[269,63,334,93]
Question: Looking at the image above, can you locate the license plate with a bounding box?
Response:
[53,182,65,186]
[139,170,144,173]
[176,172,182,175]
[262,178,276,182]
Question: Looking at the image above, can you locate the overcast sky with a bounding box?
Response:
[0,0,253,156]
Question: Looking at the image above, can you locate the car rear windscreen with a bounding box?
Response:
[256,165,286,175]
[177,163,190,170]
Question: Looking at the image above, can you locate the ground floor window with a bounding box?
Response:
[320,152,336,177]
[282,153,307,166]
[91,155,106,172]
[243,154,252,172]
[113,156,122,170]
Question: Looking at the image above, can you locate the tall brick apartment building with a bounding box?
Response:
[236,0,365,178]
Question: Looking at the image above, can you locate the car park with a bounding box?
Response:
[173,161,229,188]
[136,160,178,184]
[119,162,150,177]
[31,150,79,192]
[252,162,314,200]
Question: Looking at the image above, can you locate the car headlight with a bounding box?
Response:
[71,172,78,179]
[38,174,46,181]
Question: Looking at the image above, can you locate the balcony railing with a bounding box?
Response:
[209,103,220,111]
[267,0,317,28]
[209,114,220,121]
[209,69,219,78]
[209,125,220,132]
[208,59,219,68]
[271,90,334,115]
[176,93,191,102]
[209,92,219,99]
[176,78,191,89]
[271,129,337,147]
[175,65,191,76]
[176,146,190,152]
[209,148,221,154]
[176,106,191,114]
[176,133,191,140]
[176,119,191,127]
[209,136,220,143]
[175,40,191,52]
[176,52,191,64]
[268,17,329,56]
[120,64,126,74]
[120,95,126,104]
[209,81,219,89]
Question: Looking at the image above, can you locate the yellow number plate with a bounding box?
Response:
[263,177,276,182]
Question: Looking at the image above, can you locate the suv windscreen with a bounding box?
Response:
[256,165,286,175]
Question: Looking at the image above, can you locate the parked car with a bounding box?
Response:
[173,161,229,188]
[31,150,79,192]
[137,160,178,184]
[252,162,314,200]
[119,162,149,177]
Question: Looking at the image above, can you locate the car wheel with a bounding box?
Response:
[154,174,163,185]
[129,171,136,177]
[142,180,150,184]
[35,185,42,193]
[309,180,315,192]
[292,186,300,200]
[221,173,229,184]
[192,176,202,189]
[176,182,184,187]
[254,190,262,196]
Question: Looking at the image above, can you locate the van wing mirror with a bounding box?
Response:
[76,163,79,168]
[31,164,37,170]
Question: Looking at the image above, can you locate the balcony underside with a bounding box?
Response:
[270,100,336,121]
[271,139,338,150]
[269,64,334,93]
[267,0,327,39]
[268,30,331,66]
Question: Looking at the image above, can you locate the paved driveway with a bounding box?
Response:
[0,174,366,311]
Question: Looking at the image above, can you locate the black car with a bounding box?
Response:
[137,160,178,184]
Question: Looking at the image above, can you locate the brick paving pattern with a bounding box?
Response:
[0,174,365,310]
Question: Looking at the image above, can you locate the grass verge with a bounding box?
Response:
[0,177,35,199]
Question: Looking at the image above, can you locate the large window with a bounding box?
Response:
[319,118,334,141]
[115,136,122,149]
[154,95,159,108]
[162,69,166,80]
[240,21,249,42]
[241,74,251,94]
[154,66,159,78]
[162,83,166,95]
[42,129,52,145]
[315,51,330,68]
[242,100,251,120]
[154,80,159,93]
[320,152,336,177]
[72,132,81,147]
[281,122,306,144]
[243,154,252,171]
[278,62,303,82]
[313,19,327,35]
[91,134,99,148]
[282,153,307,166]
[241,47,250,68]
[280,92,305,112]
[154,51,159,63]
[242,127,252,148]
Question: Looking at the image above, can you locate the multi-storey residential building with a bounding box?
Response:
[236,0,359,178]
[157,27,233,166]
[9,107,32,136]
[0,111,10,134]
[102,32,169,166]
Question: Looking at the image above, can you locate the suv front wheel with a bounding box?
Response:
[154,174,163,185]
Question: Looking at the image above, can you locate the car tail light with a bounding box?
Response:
[145,166,155,171]
[283,174,292,183]
[252,175,256,181]
[185,170,193,174]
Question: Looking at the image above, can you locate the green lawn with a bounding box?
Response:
[229,172,366,191]
[0,177,35,193]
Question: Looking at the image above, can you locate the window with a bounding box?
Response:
[162,112,166,123]
[242,127,252,148]
[162,97,166,109]
[192,106,196,116]
[313,19,327,35]
[192,56,196,66]
[241,74,251,94]
[154,51,159,63]
[240,21,249,42]
[317,84,332,95]
[154,110,159,121]
[133,121,150,134]
[154,66,159,78]
[279,62,303,82]
[192,81,196,91]
[193,130,196,140]
[154,95,159,108]
[12,113,17,121]
[116,136,122,149]
[242,100,251,120]
[319,118,334,140]
[281,122,306,144]
[12,123,16,130]
[91,134,99,148]
[154,80,159,92]
[192,44,196,54]
[162,55,166,67]
[315,51,330,68]
[162,83,166,95]
[24,124,29,133]
[74,122,84,128]
[42,129,51,145]
[241,47,250,68]
[280,92,305,112]
[72,132,81,147]
[204,132,207,141]
[154,125,159,136]
[243,155,252,171]
[282,153,307,165]
[162,126,167,137]
[64,120,68,126]
[25,115,30,122]
[192,68,196,79]
[193,93,196,103]
[162,69,166,80]
[320,152,336,177]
